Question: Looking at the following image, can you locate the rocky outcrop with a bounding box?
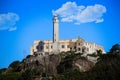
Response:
[74,59,94,72]
[8,52,95,75]
[21,54,61,74]
[42,54,61,74]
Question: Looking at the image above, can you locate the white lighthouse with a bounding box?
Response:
[52,14,59,54]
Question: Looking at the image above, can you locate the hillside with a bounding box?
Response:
[0,44,120,80]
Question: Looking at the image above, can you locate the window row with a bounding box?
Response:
[45,45,70,49]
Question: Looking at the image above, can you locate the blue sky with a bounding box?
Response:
[0,0,120,68]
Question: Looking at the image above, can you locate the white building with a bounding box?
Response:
[30,15,104,55]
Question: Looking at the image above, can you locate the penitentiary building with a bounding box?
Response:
[30,15,104,56]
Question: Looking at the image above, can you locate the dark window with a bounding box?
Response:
[40,46,43,50]
[46,46,49,49]
[82,48,85,53]
[51,46,53,49]
[62,45,65,48]
[67,45,69,48]
[36,45,43,51]
[74,46,76,49]
[55,19,56,22]
[78,48,81,51]
[78,43,80,45]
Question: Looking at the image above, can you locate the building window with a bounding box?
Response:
[67,45,69,48]
[82,48,85,53]
[37,45,44,51]
[40,46,43,50]
[78,48,81,51]
[74,46,76,49]
[87,48,89,51]
[46,46,49,49]
[51,46,53,49]
[61,45,65,48]
[78,43,80,45]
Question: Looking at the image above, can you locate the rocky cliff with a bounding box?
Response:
[20,54,61,74]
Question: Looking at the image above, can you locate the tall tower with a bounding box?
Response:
[53,14,59,43]
[53,14,59,54]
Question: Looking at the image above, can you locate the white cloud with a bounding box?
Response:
[0,13,19,31]
[52,2,106,24]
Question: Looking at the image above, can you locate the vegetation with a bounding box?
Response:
[109,44,120,54]
[7,60,21,72]
[0,72,21,80]
[18,69,39,80]
[55,44,120,80]
[87,53,120,80]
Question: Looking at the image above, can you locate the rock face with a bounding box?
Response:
[21,54,61,74]
[74,59,94,72]
[15,53,95,75]
[43,54,61,74]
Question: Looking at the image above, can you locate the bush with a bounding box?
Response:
[0,72,21,80]
[9,60,21,72]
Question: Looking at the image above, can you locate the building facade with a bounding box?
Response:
[30,15,104,56]
[30,37,104,55]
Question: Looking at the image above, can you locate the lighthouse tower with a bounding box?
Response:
[53,14,59,42]
[53,14,59,54]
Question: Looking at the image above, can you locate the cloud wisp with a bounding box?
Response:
[0,12,19,31]
[52,2,106,24]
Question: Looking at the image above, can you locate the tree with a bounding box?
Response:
[0,72,21,80]
[97,49,103,57]
[18,69,33,80]
[26,55,33,58]
[110,44,120,54]
[0,68,7,74]
[18,67,42,80]
[9,60,21,72]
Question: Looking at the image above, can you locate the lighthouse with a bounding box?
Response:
[53,14,59,54]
